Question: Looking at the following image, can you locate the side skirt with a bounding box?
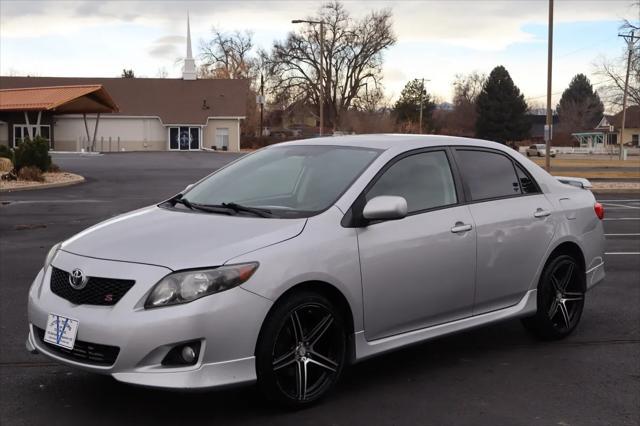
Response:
[353,289,537,362]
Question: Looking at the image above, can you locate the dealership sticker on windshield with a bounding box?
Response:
[44,313,79,350]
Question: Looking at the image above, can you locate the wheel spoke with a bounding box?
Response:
[272,350,296,371]
[295,359,308,400]
[562,293,583,303]
[290,310,304,342]
[558,300,571,328]
[548,298,559,319]
[550,275,562,293]
[307,314,333,346]
[558,262,575,292]
[311,349,338,368]
[308,357,337,373]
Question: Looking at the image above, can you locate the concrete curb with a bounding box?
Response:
[0,175,85,193]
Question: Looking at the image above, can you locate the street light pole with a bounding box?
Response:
[292,19,326,136]
[545,0,554,173]
[618,30,639,160]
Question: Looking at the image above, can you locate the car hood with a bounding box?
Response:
[61,206,307,270]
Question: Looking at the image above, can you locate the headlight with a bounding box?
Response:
[44,242,61,271]
[144,262,259,309]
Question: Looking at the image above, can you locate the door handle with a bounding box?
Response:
[451,223,473,233]
[534,208,551,218]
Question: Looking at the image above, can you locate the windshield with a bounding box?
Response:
[181,145,381,218]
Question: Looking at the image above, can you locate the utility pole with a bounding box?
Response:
[319,21,324,136]
[618,30,639,160]
[419,78,424,134]
[545,0,554,172]
[259,74,264,137]
[291,19,326,136]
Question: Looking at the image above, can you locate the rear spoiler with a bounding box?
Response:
[555,176,593,189]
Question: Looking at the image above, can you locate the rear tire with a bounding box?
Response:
[522,254,585,340]
[526,152,531,157]
[256,291,346,407]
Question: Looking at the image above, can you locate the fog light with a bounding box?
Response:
[181,345,196,363]
[161,340,201,366]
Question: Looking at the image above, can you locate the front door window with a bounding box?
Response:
[168,126,200,151]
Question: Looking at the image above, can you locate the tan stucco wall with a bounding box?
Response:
[0,122,8,147]
[203,118,241,151]
[619,127,640,145]
[53,116,167,152]
[52,116,242,152]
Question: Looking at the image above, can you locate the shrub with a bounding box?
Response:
[48,163,62,173]
[0,144,12,161]
[17,165,44,182]
[13,137,51,172]
[0,157,13,173]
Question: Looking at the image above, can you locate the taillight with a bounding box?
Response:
[594,202,604,220]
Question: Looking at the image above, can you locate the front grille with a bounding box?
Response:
[35,327,120,366]
[50,267,135,306]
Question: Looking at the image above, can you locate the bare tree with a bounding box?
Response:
[594,5,639,108]
[446,72,486,136]
[200,28,256,79]
[265,1,396,128]
[453,71,486,105]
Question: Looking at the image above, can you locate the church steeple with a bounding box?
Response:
[182,12,197,80]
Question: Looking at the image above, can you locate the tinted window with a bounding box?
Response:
[515,163,539,194]
[456,150,520,200]
[367,151,457,213]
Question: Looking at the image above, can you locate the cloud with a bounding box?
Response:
[148,35,185,59]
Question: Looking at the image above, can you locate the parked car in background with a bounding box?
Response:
[27,135,605,407]
[526,144,557,157]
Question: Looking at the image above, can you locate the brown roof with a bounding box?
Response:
[611,105,640,129]
[0,85,119,113]
[0,76,249,125]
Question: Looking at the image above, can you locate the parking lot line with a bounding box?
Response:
[605,233,640,236]
[604,252,640,255]
[601,203,640,209]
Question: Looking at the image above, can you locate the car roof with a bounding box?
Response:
[277,134,511,152]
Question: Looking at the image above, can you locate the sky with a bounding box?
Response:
[1,0,638,106]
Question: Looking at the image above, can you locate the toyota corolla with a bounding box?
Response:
[26,135,605,406]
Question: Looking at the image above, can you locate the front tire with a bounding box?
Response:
[522,254,585,340]
[256,291,346,407]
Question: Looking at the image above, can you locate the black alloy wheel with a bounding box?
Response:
[522,254,585,339]
[256,292,346,407]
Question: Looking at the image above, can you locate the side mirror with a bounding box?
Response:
[362,196,408,222]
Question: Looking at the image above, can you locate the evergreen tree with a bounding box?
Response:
[394,79,436,132]
[556,73,604,131]
[475,66,530,143]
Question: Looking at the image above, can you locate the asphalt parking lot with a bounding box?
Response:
[1,152,638,426]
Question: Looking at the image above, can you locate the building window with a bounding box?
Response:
[632,134,639,146]
[216,128,229,151]
[13,125,50,147]
[168,126,200,151]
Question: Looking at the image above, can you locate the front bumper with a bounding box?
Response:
[27,250,272,389]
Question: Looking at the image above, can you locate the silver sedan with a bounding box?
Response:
[26,135,605,406]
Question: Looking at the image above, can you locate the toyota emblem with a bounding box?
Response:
[69,268,88,290]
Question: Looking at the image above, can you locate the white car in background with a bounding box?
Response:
[526,144,557,157]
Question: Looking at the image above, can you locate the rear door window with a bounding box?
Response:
[455,149,521,201]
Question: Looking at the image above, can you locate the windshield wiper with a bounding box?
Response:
[167,194,193,210]
[167,194,234,215]
[218,202,273,218]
